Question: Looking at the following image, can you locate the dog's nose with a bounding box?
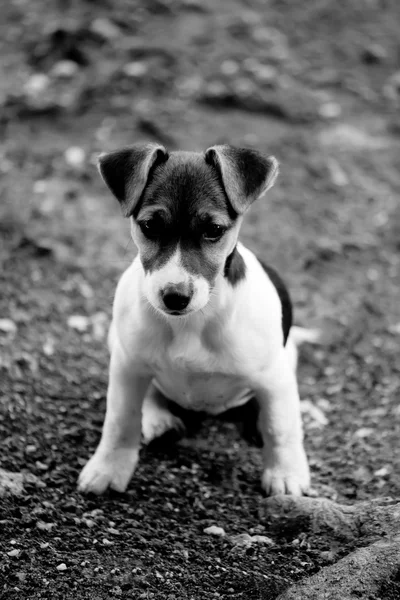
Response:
[163,292,191,312]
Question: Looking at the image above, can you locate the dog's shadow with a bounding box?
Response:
[148,396,263,451]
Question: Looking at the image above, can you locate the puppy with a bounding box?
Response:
[78,143,310,496]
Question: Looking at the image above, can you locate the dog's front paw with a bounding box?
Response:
[142,406,185,445]
[78,448,139,495]
[261,449,310,496]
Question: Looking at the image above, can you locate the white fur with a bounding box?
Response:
[78,243,310,496]
[142,248,210,315]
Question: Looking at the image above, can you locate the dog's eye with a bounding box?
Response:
[139,217,164,239]
[203,224,225,242]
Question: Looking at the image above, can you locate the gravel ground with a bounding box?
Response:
[1,0,400,598]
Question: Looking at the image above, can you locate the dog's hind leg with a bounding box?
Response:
[141,382,185,444]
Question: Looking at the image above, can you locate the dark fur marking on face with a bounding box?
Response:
[224,247,246,286]
[136,152,236,281]
[258,259,292,345]
[139,239,178,273]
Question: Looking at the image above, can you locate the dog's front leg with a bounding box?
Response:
[78,343,150,494]
[254,351,310,496]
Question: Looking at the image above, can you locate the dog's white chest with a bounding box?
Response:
[149,327,251,414]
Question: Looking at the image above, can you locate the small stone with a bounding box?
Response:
[43,337,55,356]
[354,427,374,439]
[230,533,252,546]
[102,538,114,546]
[90,17,121,40]
[362,43,387,64]
[123,62,148,78]
[51,60,79,78]
[7,549,21,557]
[389,323,400,335]
[25,444,37,454]
[40,542,50,549]
[204,81,227,99]
[33,180,49,195]
[220,60,239,76]
[24,74,50,96]
[35,461,49,471]
[319,102,341,119]
[301,400,328,428]
[36,521,55,531]
[242,57,261,73]
[0,469,24,497]
[204,525,226,537]
[91,312,109,341]
[327,158,349,187]
[230,533,273,546]
[83,518,95,528]
[68,315,90,332]
[233,77,254,96]
[78,280,94,299]
[251,535,274,545]
[64,147,86,169]
[0,319,17,335]
[254,65,277,85]
[374,466,391,477]
[56,563,67,571]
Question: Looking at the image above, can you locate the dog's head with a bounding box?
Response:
[98,143,278,317]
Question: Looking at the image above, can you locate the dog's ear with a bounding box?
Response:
[204,145,278,214]
[98,143,168,217]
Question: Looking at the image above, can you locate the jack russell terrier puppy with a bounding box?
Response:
[78,143,311,496]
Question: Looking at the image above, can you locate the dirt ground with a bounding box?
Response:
[1,0,400,598]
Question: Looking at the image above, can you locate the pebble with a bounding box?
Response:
[123,62,148,78]
[42,337,55,356]
[389,323,400,335]
[36,521,55,531]
[83,518,95,528]
[301,399,328,428]
[7,549,21,557]
[68,315,90,332]
[90,17,121,40]
[51,60,79,78]
[253,65,277,84]
[204,525,226,537]
[0,468,24,497]
[91,311,109,340]
[326,158,349,187]
[230,533,274,546]
[0,319,17,335]
[24,74,50,96]
[354,427,374,439]
[102,538,114,546]
[64,147,86,169]
[362,43,387,64]
[56,563,67,571]
[374,466,391,477]
[220,60,239,76]
[319,102,342,119]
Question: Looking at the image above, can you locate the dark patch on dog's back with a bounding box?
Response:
[258,260,292,345]
[224,246,246,285]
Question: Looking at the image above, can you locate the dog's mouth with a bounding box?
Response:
[162,307,193,317]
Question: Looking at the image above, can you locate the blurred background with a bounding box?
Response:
[1,0,400,598]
